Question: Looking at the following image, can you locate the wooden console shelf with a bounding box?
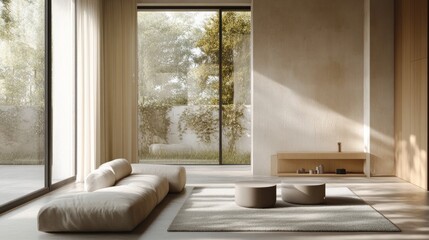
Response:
[271,152,370,177]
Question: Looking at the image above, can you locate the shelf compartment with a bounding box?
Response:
[271,152,369,177]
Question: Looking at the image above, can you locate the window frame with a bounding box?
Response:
[137,6,251,165]
[0,0,77,214]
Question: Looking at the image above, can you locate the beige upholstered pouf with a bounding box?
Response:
[281,183,325,204]
[235,181,277,208]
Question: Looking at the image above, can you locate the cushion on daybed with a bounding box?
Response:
[37,185,158,232]
[38,160,186,232]
[84,167,115,192]
[99,158,132,181]
[132,164,186,193]
[115,174,169,204]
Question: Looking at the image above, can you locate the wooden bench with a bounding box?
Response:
[271,152,370,177]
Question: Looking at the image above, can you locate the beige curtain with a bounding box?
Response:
[76,0,104,182]
[76,0,137,182]
[102,0,138,163]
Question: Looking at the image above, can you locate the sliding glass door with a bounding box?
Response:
[0,0,46,206]
[137,10,220,164]
[0,0,76,213]
[137,8,251,165]
[221,11,251,164]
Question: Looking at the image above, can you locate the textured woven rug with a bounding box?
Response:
[168,187,400,232]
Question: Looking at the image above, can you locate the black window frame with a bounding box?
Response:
[137,6,251,165]
[0,0,77,215]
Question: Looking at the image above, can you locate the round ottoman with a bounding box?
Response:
[281,182,325,204]
[235,181,276,208]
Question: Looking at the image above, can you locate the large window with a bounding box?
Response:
[137,8,251,164]
[0,0,46,206]
[51,0,76,183]
[0,0,76,213]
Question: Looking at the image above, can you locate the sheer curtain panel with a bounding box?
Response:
[76,0,104,182]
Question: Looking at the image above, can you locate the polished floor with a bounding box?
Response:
[0,165,428,240]
[0,165,66,206]
[0,165,44,205]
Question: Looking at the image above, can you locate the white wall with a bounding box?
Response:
[166,106,251,153]
[253,0,373,175]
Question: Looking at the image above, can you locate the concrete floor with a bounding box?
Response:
[0,165,428,240]
[0,165,44,206]
[0,165,66,206]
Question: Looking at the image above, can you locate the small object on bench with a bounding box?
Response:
[235,181,276,208]
[336,168,347,174]
[316,164,324,174]
[281,182,325,204]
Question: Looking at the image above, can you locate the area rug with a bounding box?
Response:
[168,187,400,232]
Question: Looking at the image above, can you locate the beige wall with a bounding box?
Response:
[395,0,428,190]
[252,0,395,176]
[369,0,395,176]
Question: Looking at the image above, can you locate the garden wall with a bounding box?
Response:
[167,105,251,153]
[0,106,44,164]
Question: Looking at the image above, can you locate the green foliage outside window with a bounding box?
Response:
[178,105,219,144]
[138,11,251,162]
[177,12,250,153]
[0,0,46,164]
[138,98,172,154]
[196,11,251,105]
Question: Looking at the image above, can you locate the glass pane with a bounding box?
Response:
[0,0,45,204]
[51,0,75,183]
[221,11,251,164]
[138,11,220,164]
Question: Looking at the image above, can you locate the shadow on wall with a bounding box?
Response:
[251,0,394,175]
[254,72,363,151]
[253,69,394,175]
[396,135,428,188]
[370,128,395,175]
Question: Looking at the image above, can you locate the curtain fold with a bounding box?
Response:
[76,0,138,181]
[76,0,103,182]
[103,0,138,163]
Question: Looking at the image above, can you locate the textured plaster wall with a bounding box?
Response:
[252,0,394,176]
[369,0,395,176]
